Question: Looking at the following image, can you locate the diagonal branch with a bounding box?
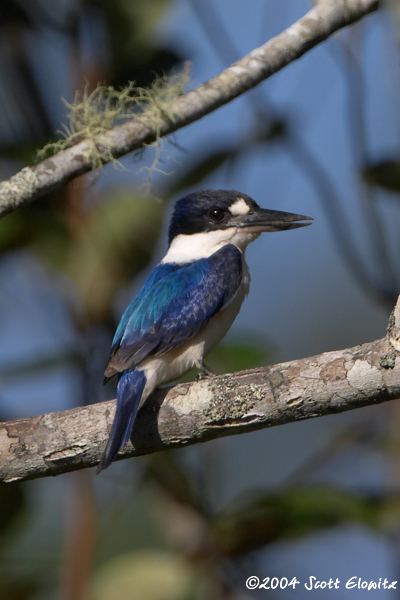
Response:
[1,294,399,483]
[0,0,379,218]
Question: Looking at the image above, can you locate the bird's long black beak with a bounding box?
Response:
[236,207,313,233]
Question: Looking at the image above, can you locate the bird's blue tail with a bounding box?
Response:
[97,369,146,473]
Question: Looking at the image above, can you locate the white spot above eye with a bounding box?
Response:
[229,198,250,216]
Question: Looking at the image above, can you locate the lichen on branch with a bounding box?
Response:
[37,65,191,170]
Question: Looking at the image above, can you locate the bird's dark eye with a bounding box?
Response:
[208,207,226,222]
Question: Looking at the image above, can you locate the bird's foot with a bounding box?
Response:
[195,360,217,380]
[196,373,208,381]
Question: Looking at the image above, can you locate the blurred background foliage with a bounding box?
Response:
[0,1,400,599]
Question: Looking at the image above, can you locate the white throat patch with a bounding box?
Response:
[162,228,259,264]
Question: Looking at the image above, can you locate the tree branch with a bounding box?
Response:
[0,0,379,218]
[0,294,398,483]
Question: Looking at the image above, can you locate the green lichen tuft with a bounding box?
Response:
[37,65,191,173]
[379,350,397,369]
[204,378,262,423]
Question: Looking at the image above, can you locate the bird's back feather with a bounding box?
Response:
[104,244,242,378]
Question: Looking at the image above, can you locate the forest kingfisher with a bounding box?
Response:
[97,189,312,472]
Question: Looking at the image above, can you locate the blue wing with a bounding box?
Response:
[104,244,243,378]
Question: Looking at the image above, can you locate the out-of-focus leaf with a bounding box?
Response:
[0,580,37,600]
[144,452,198,508]
[104,0,182,88]
[253,118,287,144]
[206,337,270,374]
[0,196,69,258]
[0,484,34,598]
[0,351,83,381]
[0,482,25,539]
[106,0,171,52]
[0,138,52,160]
[91,550,197,600]
[363,160,400,192]
[177,337,270,383]
[215,487,380,556]
[0,0,30,25]
[168,119,287,196]
[0,211,27,253]
[115,49,183,91]
[65,192,163,322]
[379,496,400,531]
[143,453,214,557]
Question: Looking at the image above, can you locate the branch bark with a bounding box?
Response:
[0,295,398,483]
[0,0,379,218]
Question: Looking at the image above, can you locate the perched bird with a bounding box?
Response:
[98,190,312,472]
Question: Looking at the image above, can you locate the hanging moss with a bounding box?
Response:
[37,66,190,171]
